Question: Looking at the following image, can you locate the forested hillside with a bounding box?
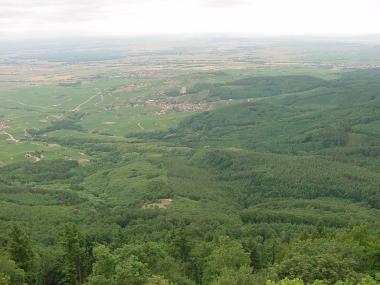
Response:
[1,40,380,285]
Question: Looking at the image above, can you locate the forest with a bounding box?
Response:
[1,41,380,285]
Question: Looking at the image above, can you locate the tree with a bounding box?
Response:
[116,242,167,274]
[0,253,26,285]
[114,255,149,285]
[357,275,379,285]
[275,239,358,284]
[86,245,116,285]
[203,236,251,284]
[37,249,66,285]
[7,225,34,284]
[7,225,34,273]
[243,238,265,271]
[0,274,10,285]
[61,225,85,285]
[170,227,191,262]
[349,226,373,247]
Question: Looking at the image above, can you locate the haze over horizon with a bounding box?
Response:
[1,0,380,39]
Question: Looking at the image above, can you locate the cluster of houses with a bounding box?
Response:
[144,97,211,114]
[158,102,210,113]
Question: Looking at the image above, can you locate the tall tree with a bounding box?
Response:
[114,255,149,285]
[86,245,116,285]
[203,236,251,285]
[61,225,85,285]
[171,227,191,263]
[7,225,34,283]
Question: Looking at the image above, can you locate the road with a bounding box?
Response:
[72,93,99,112]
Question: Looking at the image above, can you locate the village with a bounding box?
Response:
[157,102,211,113]
[145,98,211,114]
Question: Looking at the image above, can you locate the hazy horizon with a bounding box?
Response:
[1,0,380,39]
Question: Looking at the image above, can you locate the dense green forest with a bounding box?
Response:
[1,54,380,285]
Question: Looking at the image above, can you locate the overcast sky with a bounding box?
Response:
[1,0,380,39]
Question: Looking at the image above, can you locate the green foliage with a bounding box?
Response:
[61,225,88,285]
[7,225,34,283]
[266,278,305,285]
[210,266,255,285]
[203,236,251,284]
[145,275,175,285]
[274,238,360,284]
[114,255,149,285]
[0,274,10,285]
[0,160,79,183]
[86,245,116,285]
[2,51,380,285]
[267,274,380,285]
[0,254,26,285]
[87,246,150,285]
[204,75,327,100]
[28,113,84,136]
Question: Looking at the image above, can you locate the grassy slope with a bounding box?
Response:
[0,66,380,246]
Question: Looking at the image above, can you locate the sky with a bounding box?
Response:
[1,0,380,39]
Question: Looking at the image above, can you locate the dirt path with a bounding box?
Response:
[0,121,19,143]
[0,130,19,143]
[72,94,99,112]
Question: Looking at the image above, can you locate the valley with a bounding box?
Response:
[0,37,380,285]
